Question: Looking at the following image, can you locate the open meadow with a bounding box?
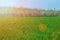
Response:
[0,16,60,40]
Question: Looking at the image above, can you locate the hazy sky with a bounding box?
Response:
[0,0,60,10]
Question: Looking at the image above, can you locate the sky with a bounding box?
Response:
[48,0,60,10]
[0,0,60,10]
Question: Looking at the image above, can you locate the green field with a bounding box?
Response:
[0,17,60,40]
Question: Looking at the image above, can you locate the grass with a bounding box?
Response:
[0,17,60,40]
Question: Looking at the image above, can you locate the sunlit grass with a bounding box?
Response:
[0,17,59,40]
